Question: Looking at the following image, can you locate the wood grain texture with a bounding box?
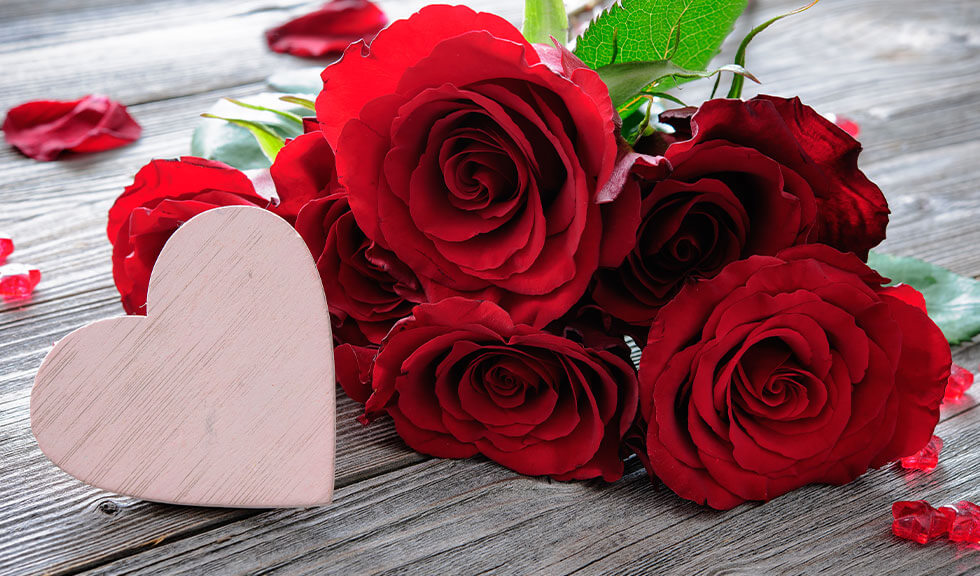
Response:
[31,207,336,508]
[0,0,978,573]
[78,342,980,576]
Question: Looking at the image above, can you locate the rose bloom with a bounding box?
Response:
[594,96,889,326]
[634,245,951,509]
[283,132,425,345]
[3,94,141,161]
[358,298,639,481]
[108,156,318,314]
[317,5,630,329]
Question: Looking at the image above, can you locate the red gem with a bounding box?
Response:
[944,364,974,402]
[0,264,41,301]
[0,238,12,264]
[892,500,954,544]
[943,501,980,544]
[900,435,943,471]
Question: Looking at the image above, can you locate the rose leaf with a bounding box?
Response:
[574,0,747,74]
[869,251,980,346]
[191,93,307,170]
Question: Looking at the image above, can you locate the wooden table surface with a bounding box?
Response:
[1,0,978,574]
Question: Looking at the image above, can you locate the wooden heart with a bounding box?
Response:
[31,206,335,508]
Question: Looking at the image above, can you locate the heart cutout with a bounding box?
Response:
[31,206,335,508]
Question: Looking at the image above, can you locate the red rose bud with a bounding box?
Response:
[892,501,955,544]
[635,245,950,510]
[265,0,388,58]
[0,264,41,301]
[3,95,141,161]
[0,238,12,265]
[900,435,943,471]
[319,5,623,329]
[944,501,980,544]
[944,363,974,402]
[361,298,639,481]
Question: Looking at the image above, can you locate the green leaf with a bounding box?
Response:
[225,98,304,126]
[266,67,324,94]
[523,0,568,44]
[574,0,748,73]
[727,0,818,98]
[868,251,980,345]
[191,93,308,170]
[201,114,286,162]
[598,60,757,110]
[279,95,316,110]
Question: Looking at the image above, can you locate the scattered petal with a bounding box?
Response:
[900,435,943,471]
[944,364,974,402]
[892,500,955,544]
[0,263,41,301]
[3,95,141,161]
[265,0,388,58]
[944,501,980,544]
[0,238,12,265]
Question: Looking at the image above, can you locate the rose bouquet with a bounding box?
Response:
[99,0,970,510]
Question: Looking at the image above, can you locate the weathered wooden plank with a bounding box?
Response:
[0,0,977,573]
[76,341,980,575]
[0,0,531,111]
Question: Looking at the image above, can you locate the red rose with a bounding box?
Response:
[275,131,423,345]
[635,245,950,509]
[595,96,889,326]
[360,298,638,481]
[265,0,388,58]
[3,95,141,161]
[317,5,627,329]
[108,157,271,314]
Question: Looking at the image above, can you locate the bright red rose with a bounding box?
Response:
[596,96,889,326]
[3,95,141,161]
[265,0,388,58]
[359,298,638,481]
[317,5,626,329]
[635,245,950,509]
[108,157,271,314]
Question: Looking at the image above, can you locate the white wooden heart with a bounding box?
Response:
[31,206,335,508]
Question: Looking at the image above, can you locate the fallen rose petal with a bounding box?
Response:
[3,95,141,161]
[0,238,12,265]
[265,0,388,58]
[0,263,41,301]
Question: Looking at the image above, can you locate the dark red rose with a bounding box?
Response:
[108,157,271,314]
[595,96,889,326]
[359,298,638,481]
[635,245,950,509]
[3,95,141,161]
[265,0,387,58]
[277,131,423,345]
[317,5,626,329]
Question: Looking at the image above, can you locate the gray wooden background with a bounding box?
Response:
[1,0,978,574]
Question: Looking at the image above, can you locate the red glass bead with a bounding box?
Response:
[892,500,955,544]
[943,501,980,544]
[900,435,943,471]
[0,264,41,301]
[0,238,12,264]
[944,364,975,402]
